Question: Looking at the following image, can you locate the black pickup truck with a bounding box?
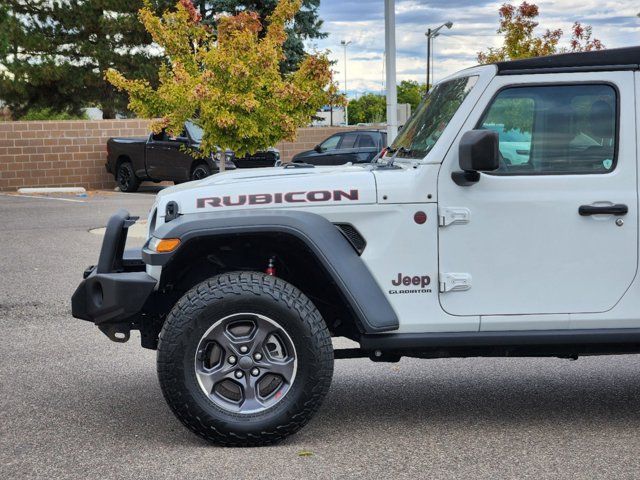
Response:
[106,121,280,192]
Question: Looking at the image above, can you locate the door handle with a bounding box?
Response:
[578,204,628,216]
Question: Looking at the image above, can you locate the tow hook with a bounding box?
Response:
[98,324,131,343]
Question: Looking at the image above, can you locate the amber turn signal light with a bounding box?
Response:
[149,237,181,253]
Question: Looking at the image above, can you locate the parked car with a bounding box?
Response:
[483,123,531,165]
[106,121,280,192]
[73,47,637,446]
[291,129,386,165]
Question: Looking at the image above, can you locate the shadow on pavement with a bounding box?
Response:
[69,358,640,447]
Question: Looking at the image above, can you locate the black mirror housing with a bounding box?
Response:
[314,144,323,153]
[458,129,500,172]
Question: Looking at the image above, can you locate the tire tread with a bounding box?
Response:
[157,271,333,446]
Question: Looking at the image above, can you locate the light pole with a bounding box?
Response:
[340,40,352,126]
[425,21,452,92]
[384,0,398,143]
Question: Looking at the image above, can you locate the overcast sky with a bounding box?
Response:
[308,0,640,97]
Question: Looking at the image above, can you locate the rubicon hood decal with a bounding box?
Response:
[156,166,377,215]
[197,189,359,208]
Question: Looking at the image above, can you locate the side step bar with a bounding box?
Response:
[334,328,640,360]
[359,328,640,350]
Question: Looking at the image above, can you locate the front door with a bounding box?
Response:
[330,131,359,164]
[438,72,637,321]
[146,131,193,181]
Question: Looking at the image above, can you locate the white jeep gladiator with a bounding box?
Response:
[73,47,640,446]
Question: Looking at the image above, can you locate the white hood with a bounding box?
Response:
[154,165,377,218]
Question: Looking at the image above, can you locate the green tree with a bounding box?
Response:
[347,93,386,124]
[20,107,88,121]
[0,5,9,56]
[397,80,426,112]
[200,1,326,73]
[0,0,166,119]
[347,81,427,124]
[106,0,334,169]
[477,2,604,64]
[0,1,324,118]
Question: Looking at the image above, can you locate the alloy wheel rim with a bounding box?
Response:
[192,167,208,180]
[194,313,298,414]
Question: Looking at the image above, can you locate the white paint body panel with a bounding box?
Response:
[438,71,638,329]
[144,66,640,334]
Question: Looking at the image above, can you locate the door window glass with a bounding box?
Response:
[152,130,168,141]
[479,84,617,174]
[320,134,341,151]
[339,132,359,149]
[357,133,377,148]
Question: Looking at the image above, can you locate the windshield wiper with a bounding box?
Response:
[386,146,412,167]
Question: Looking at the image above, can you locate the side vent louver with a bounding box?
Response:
[334,223,366,254]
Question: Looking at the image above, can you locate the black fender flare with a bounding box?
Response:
[143,210,399,333]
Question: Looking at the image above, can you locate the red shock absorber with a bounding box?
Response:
[265,256,276,276]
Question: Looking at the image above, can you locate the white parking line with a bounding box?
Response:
[0,193,87,203]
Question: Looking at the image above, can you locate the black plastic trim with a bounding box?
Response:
[122,248,144,268]
[498,64,638,76]
[145,210,399,333]
[72,269,157,324]
[97,209,139,273]
[72,210,156,325]
[494,46,640,74]
[334,223,366,254]
[360,328,640,350]
[579,203,628,216]
[451,170,480,186]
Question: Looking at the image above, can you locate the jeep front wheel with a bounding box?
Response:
[157,272,334,446]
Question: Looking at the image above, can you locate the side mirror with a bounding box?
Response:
[314,144,323,153]
[453,130,499,186]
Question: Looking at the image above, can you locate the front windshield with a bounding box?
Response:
[391,75,478,159]
[185,121,203,143]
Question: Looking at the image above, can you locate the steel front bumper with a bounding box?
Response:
[71,209,156,326]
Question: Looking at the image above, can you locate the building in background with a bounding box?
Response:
[312,103,411,128]
[312,106,346,126]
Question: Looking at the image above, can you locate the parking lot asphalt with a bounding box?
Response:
[2,189,640,480]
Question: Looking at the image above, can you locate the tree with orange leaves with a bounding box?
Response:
[106,0,335,169]
[478,2,604,64]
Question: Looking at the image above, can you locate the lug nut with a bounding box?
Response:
[234,370,244,379]
[240,345,249,354]
[251,368,260,377]
[228,355,237,365]
[254,352,263,361]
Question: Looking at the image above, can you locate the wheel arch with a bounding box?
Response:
[144,210,399,337]
[190,158,215,177]
[115,154,132,171]
[190,158,208,171]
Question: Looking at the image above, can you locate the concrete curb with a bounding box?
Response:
[17,187,87,194]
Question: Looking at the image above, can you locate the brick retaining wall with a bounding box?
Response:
[0,120,355,192]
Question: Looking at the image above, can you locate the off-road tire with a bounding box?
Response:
[157,272,334,447]
[115,161,140,192]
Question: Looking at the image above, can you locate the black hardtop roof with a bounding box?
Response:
[495,46,640,74]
